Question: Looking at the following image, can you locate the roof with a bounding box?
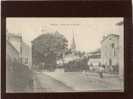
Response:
[7,33,31,53]
[7,33,21,39]
[7,33,22,39]
[6,40,19,55]
[89,54,101,59]
[101,34,119,43]
[88,49,100,54]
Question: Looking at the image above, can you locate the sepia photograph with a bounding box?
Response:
[6,17,124,93]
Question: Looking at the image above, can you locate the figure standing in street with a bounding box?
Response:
[98,63,104,78]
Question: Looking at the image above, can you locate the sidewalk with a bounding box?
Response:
[43,71,124,92]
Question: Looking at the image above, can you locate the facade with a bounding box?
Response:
[87,50,101,71]
[6,40,20,72]
[116,21,124,79]
[6,33,20,62]
[101,34,119,73]
[21,42,32,68]
[7,33,32,68]
[88,56,101,66]
[6,40,19,62]
[63,54,80,64]
[7,33,22,53]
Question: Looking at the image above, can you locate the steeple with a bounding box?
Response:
[71,32,76,51]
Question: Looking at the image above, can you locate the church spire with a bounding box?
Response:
[71,32,76,51]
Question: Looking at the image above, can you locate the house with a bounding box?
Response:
[6,34,33,92]
[101,34,119,73]
[87,50,101,71]
[7,33,22,54]
[116,21,124,78]
[6,40,19,62]
[7,33,32,68]
[61,54,80,64]
[6,33,20,62]
[21,42,32,68]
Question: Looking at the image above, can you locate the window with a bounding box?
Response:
[111,43,114,48]
[111,43,115,56]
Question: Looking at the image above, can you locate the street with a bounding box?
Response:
[33,71,74,92]
[32,69,124,92]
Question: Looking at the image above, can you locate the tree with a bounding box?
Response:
[74,51,85,57]
[32,31,68,68]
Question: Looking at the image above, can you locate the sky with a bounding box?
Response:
[6,17,123,52]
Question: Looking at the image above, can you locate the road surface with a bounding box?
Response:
[33,72,74,92]
[33,70,123,92]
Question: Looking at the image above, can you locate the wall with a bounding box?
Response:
[101,35,119,73]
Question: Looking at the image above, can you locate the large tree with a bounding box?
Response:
[32,31,68,67]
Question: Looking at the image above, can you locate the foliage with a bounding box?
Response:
[32,31,68,65]
[64,56,89,72]
[75,51,86,57]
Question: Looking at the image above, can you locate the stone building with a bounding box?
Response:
[7,33,22,54]
[87,50,101,65]
[101,34,119,73]
[116,21,124,79]
[21,42,32,68]
[7,33,32,68]
[87,50,101,71]
[6,33,33,92]
[6,40,19,62]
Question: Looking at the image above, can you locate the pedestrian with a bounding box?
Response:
[98,64,104,78]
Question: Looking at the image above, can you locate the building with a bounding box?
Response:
[6,33,21,62]
[87,50,101,71]
[6,33,33,92]
[116,21,124,79]
[64,32,79,63]
[6,40,19,62]
[61,54,80,64]
[7,33,22,54]
[7,33,32,68]
[70,33,76,53]
[57,33,79,65]
[101,34,119,73]
[21,42,32,68]
[87,50,101,65]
